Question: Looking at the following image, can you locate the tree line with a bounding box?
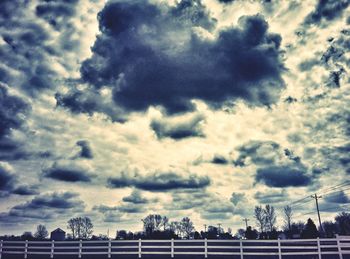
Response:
[1,209,350,241]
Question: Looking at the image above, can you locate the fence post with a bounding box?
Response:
[204,238,208,258]
[336,234,343,259]
[79,240,82,258]
[0,240,3,259]
[108,239,111,258]
[240,239,243,259]
[278,238,282,259]
[317,237,321,259]
[171,238,174,258]
[51,240,54,259]
[24,240,28,259]
[138,239,142,258]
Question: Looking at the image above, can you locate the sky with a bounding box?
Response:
[0,0,349,237]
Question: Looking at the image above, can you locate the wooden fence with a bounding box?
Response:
[0,235,349,258]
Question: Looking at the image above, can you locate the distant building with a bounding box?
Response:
[50,228,66,241]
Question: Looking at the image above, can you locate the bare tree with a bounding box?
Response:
[162,216,169,231]
[283,205,293,231]
[142,215,156,236]
[154,214,163,231]
[181,217,195,239]
[67,218,77,239]
[34,225,48,239]
[264,204,276,232]
[254,205,266,233]
[67,217,93,239]
[81,217,93,239]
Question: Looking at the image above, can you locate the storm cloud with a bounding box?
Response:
[122,190,151,204]
[57,0,285,119]
[42,162,94,182]
[0,192,85,222]
[108,171,210,191]
[255,166,312,187]
[151,113,205,140]
[0,163,15,194]
[305,0,349,24]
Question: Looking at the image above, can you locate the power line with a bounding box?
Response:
[288,180,350,208]
[319,180,350,195]
[321,186,350,198]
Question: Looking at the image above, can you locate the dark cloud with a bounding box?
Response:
[58,1,284,119]
[305,0,349,24]
[76,140,93,159]
[122,190,150,204]
[217,0,234,3]
[0,192,85,221]
[108,171,210,191]
[211,155,229,165]
[151,114,205,140]
[0,87,26,132]
[55,87,126,123]
[324,191,350,204]
[93,203,143,214]
[0,163,15,193]
[42,162,94,182]
[0,84,29,142]
[255,166,312,187]
[0,163,39,196]
[254,189,288,204]
[12,185,39,196]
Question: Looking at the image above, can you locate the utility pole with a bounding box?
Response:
[204,224,207,232]
[243,218,249,229]
[311,193,323,232]
[218,223,222,234]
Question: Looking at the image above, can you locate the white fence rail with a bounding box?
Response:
[0,235,349,258]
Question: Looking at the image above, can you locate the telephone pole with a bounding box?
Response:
[243,218,249,229]
[204,224,207,232]
[311,193,323,232]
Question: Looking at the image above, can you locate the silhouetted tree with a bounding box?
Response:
[322,221,337,238]
[181,217,195,239]
[162,216,169,230]
[21,232,34,241]
[235,228,245,239]
[264,205,276,232]
[290,222,305,238]
[301,218,318,239]
[254,206,266,233]
[67,217,93,239]
[116,230,127,240]
[207,226,219,239]
[81,217,93,239]
[335,212,350,235]
[170,221,182,237]
[34,225,48,239]
[283,206,293,233]
[142,214,168,237]
[245,226,258,240]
